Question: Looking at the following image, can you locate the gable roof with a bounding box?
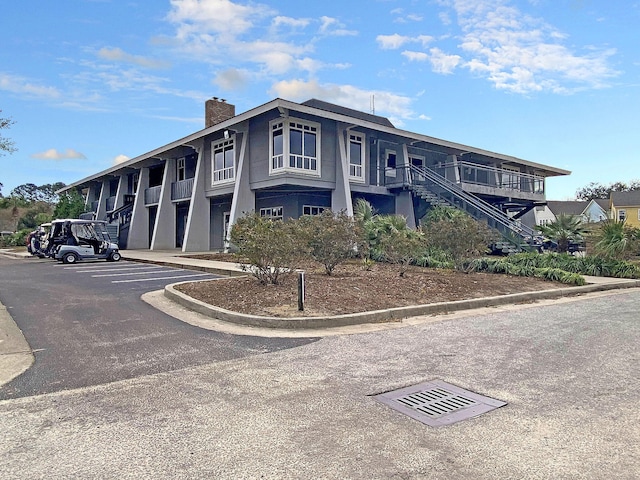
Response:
[546,201,589,216]
[301,99,395,128]
[610,190,640,206]
[593,198,609,210]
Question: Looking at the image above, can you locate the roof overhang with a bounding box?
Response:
[58,98,570,193]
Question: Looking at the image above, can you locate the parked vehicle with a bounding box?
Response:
[44,219,121,263]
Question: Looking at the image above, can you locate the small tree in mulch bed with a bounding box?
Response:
[420,206,496,267]
[297,209,363,275]
[379,226,426,277]
[229,212,308,285]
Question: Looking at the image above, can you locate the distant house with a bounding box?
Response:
[610,191,640,227]
[59,97,569,252]
[522,199,608,229]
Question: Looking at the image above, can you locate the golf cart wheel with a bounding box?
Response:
[108,251,121,262]
[62,252,78,264]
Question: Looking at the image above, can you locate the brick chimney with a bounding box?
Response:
[205,97,235,128]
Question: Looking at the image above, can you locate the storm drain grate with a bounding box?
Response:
[374,380,506,427]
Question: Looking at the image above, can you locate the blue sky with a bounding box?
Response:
[1,0,638,199]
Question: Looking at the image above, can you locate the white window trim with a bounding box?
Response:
[618,209,626,221]
[302,205,326,216]
[177,157,186,182]
[211,137,235,186]
[348,132,366,182]
[260,206,283,220]
[269,118,321,177]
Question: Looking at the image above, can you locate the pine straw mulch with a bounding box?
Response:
[175,256,569,318]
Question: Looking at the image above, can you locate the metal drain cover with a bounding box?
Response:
[374,380,506,427]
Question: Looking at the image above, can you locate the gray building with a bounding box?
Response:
[60,97,570,252]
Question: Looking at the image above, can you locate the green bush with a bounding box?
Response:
[229,212,308,285]
[421,206,496,266]
[297,209,362,275]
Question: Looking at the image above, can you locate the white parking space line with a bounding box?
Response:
[111,273,213,283]
[63,263,139,270]
[75,265,164,273]
[91,270,179,278]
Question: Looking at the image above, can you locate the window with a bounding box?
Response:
[177,158,185,181]
[212,138,235,184]
[270,119,320,175]
[303,205,326,216]
[385,150,397,177]
[618,209,626,221]
[260,206,283,220]
[348,133,365,181]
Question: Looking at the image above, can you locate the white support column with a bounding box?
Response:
[151,159,175,250]
[227,131,255,250]
[333,124,353,216]
[113,174,127,212]
[447,154,461,183]
[127,167,150,249]
[399,144,416,229]
[183,140,210,252]
[95,179,109,221]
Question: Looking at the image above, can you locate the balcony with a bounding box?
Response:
[434,161,545,195]
[171,178,194,201]
[144,185,162,205]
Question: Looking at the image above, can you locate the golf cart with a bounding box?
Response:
[49,219,121,264]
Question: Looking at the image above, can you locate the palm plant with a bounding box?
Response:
[594,219,640,260]
[538,214,587,253]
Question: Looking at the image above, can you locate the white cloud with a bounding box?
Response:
[31,148,87,160]
[269,79,417,123]
[166,0,273,36]
[378,34,434,50]
[319,16,358,36]
[165,0,330,76]
[97,47,171,69]
[428,48,461,74]
[113,154,130,165]
[214,68,249,90]
[0,73,61,99]
[272,16,310,29]
[439,0,619,93]
[402,51,430,62]
[377,34,411,50]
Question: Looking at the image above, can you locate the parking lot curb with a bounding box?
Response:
[164,278,640,330]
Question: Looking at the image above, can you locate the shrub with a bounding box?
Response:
[593,220,640,260]
[421,206,495,266]
[229,212,307,285]
[378,227,426,276]
[297,209,362,275]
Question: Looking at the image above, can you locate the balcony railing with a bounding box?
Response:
[213,167,235,184]
[144,185,162,205]
[171,178,194,200]
[434,161,545,195]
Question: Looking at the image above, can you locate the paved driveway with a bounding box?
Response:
[0,257,316,399]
